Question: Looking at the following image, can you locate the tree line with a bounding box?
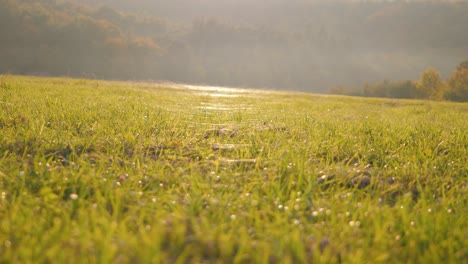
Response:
[1,0,468,94]
[330,60,468,102]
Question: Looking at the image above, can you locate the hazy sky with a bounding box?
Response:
[2,0,467,91]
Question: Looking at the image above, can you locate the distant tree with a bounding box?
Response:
[388,80,418,99]
[416,68,445,100]
[456,60,468,71]
[361,80,417,99]
[446,61,468,102]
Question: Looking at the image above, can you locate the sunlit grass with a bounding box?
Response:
[0,75,466,263]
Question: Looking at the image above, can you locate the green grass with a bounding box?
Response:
[0,75,467,263]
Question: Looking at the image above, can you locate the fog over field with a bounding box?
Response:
[1,0,467,92]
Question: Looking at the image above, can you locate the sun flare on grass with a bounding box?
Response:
[0,75,466,263]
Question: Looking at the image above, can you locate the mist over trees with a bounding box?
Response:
[1,0,467,94]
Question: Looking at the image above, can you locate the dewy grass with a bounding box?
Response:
[0,75,466,263]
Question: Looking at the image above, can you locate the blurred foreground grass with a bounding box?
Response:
[0,75,466,263]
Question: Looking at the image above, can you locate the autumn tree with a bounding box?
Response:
[446,60,468,102]
[416,68,445,100]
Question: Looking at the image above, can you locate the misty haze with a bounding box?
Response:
[1,0,467,95]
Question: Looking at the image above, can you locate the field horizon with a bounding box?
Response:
[0,75,466,263]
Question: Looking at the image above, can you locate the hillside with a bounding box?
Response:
[1,0,468,92]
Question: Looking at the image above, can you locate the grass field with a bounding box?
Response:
[0,75,466,263]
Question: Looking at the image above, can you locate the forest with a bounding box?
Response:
[1,0,467,99]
